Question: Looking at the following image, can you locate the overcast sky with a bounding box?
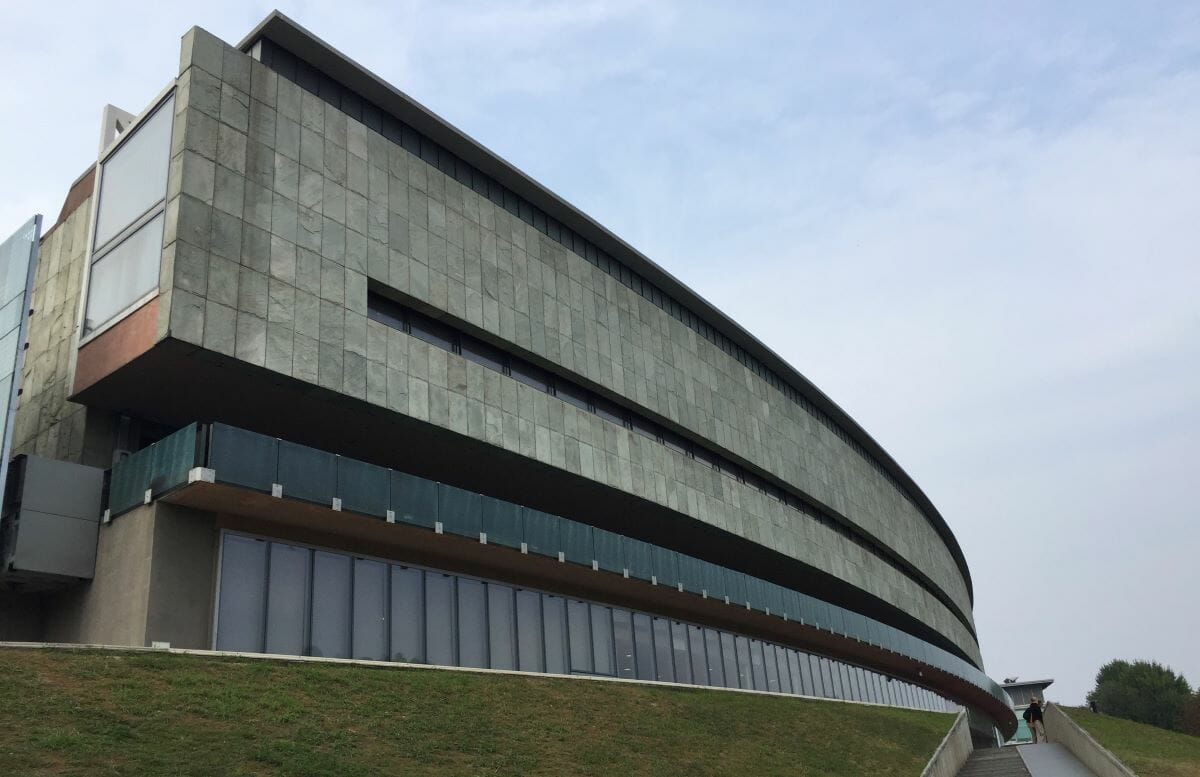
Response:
[3,1,1197,706]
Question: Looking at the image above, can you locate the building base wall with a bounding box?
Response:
[41,503,216,649]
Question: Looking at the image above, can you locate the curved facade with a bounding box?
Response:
[0,11,1014,742]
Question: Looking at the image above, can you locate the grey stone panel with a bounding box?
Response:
[166,27,981,663]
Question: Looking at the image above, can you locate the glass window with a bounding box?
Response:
[798,652,815,696]
[806,654,823,697]
[687,625,708,687]
[820,658,836,698]
[786,650,804,696]
[367,292,406,331]
[352,558,388,661]
[408,310,457,351]
[390,566,424,663]
[652,618,674,683]
[264,542,309,656]
[425,573,455,666]
[460,336,506,373]
[487,584,516,671]
[567,599,592,674]
[704,629,726,688]
[775,646,793,694]
[613,608,635,680]
[457,578,487,668]
[632,613,656,681]
[629,414,657,441]
[94,95,174,249]
[750,639,768,691]
[590,605,614,676]
[734,636,753,690]
[670,622,691,685]
[553,380,590,411]
[85,212,164,333]
[543,594,568,674]
[509,360,549,392]
[593,396,626,427]
[661,429,688,456]
[310,551,351,659]
[516,590,543,673]
[720,632,739,689]
[215,534,267,652]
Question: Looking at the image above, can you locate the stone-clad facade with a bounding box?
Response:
[153,27,979,663]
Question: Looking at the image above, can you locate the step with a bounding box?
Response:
[957,748,1031,777]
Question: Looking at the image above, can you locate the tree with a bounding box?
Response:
[1182,691,1200,737]
[1086,660,1193,732]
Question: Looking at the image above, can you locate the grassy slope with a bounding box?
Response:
[0,648,953,777]
[1063,707,1200,777]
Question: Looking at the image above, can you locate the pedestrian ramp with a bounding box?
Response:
[1017,743,1099,776]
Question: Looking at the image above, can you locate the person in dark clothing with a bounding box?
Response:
[1023,697,1046,743]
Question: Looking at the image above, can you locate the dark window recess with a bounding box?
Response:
[552,380,590,412]
[509,361,549,392]
[408,311,458,352]
[461,338,507,373]
[592,396,627,428]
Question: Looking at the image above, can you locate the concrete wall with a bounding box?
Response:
[42,503,217,649]
[920,710,972,777]
[158,26,980,663]
[1045,703,1137,777]
[145,503,218,649]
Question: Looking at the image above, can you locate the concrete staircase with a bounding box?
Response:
[957,748,1031,777]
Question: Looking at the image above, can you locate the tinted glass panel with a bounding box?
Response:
[408,311,456,351]
[554,380,590,411]
[670,622,691,685]
[632,613,655,681]
[487,584,516,670]
[85,212,163,332]
[516,589,543,672]
[425,573,455,666]
[688,625,708,686]
[310,551,351,659]
[509,360,549,392]
[543,594,568,674]
[216,535,267,652]
[734,636,753,690]
[613,608,635,680]
[352,558,388,660]
[593,396,626,426]
[390,566,424,663]
[567,600,592,674]
[720,632,739,689]
[775,646,793,694]
[750,639,768,691]
[264,541,309,656]
[704,629,725,687]
[457,578,487,668]
[652,618,674,683]
[590,605,614,676]
[94,96,174,248]
[460,337,506,372]
[787,650,804,695]
[808,654,824,697]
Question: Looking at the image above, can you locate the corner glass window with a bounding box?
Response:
[86,94,174,336]
[93,96,175,248]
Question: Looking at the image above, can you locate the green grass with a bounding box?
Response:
[0,647,953,776]
[1063,707,1200,777]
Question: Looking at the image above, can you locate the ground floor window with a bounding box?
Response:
[213,532,956,713]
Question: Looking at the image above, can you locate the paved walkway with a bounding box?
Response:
[1017,743,1097,776]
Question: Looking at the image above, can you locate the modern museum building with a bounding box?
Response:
[0,11,1016,743]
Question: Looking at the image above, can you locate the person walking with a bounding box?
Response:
[1023,696,1046,743]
